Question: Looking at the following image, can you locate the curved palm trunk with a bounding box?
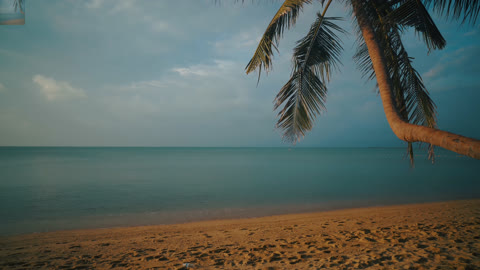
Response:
[352,1,480,159]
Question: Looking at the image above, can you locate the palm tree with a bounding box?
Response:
[13,0,24,15]
[245,0,480,163]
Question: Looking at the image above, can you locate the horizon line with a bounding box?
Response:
[0,146,408,148]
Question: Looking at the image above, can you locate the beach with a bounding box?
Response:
[1,199,479,269]
[0,19,24,25]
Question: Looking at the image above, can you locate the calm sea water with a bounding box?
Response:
[0,147,478,235]
[0,13,24,23]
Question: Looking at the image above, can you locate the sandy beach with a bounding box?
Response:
[1,199,479,269]
[0,19,24,25]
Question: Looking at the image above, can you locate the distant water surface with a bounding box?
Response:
[0,147,478,235]
[0,13,24,24]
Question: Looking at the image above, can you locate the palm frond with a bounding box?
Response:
[353,42,376,80]
[389,0,446,52]
[294,17,345,81]
[13,0,24,14]
[245,0,313,80]
[353,2,437,127]
[274,15,345,143]
[407,142,414,167]
[399,50,436,128]
[422,0,480,24]
[353,0,437,164]
[274,69,327,141]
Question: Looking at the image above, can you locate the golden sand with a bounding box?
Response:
[0,19,25,25]
[1,200,479,269]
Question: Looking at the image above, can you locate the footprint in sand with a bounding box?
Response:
[141,256,154,261]
[360,229,371,234]
[363,237,377,242]
[416,243,429,249]
[154,255,169,261]
[269,253,282,262]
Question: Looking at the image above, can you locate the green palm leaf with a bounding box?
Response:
[13,0,24,14]
[293,16,345,81]
[389,0,446,52]
[274,69,327,141]
[422,0,480,24]
[398,49,436,128]
[245,0,313,81]
[353,0,438,126]
[353,0,437,164]
[274,15,344,143]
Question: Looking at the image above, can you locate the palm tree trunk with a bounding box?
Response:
[352,1,480,159]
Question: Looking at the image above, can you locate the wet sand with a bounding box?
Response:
[0,19,24,25]
[1,199,479,269]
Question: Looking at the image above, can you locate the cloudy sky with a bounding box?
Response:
[0,0,479,147]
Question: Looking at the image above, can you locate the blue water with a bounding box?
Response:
[0,13,24,24]
[0,147,478,235]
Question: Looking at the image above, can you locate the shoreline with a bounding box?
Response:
[0,18,25,25]
[1,199,479,269]
[3,197,476,237]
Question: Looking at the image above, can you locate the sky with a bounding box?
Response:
[0,0,479,147]
[0,0,16,13]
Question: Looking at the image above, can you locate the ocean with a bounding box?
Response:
[0,13,24,24]
[0,147,478,236]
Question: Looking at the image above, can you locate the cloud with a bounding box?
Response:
[104,95,160,118]
[422,46,480,92]
[0,82,5,92]
[85,0,135,11]
[213,31,261,53]
[121,80,166,90]
[172,68,210,77]
[423,64,446,80]
[142,15,171,33]
[172,60,237,77]
[464,26,480,36]
[83,0,173,34]
[33,75,87,101]
[85,0,105,9]
[100,58,258,122]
